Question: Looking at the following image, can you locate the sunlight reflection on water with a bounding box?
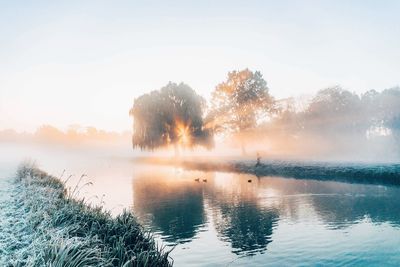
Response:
[1,143,400,266]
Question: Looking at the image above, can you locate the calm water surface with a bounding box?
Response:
[1,144,400,266]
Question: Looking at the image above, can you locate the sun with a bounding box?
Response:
[176,121,191,146]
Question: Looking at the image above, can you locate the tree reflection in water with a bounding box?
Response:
[132,168,208,244]
[213,202,278,255]
[309,184,400,228]
[206,173,279,255]
[131,166,400,259]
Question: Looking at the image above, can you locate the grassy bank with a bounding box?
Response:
[235,161,400,186]
[6,163,172,266]
[138,157,400,186]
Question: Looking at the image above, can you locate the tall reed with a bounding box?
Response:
[14,162,173,267]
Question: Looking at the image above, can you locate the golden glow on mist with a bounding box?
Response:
[176,121,191,147]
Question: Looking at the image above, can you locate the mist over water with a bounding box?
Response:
[234,87,400,162]
[0,83,399,267]
[1,143,399,266]
[2,85,400,163]
[1,2,400,265]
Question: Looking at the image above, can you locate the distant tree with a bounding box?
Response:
[129,82,213,151]
[210,69,275,154]
[35,125,65,143]
[373,87,400,131]
[362,87,400,151]
[302,86,365,135]
[0,129,19,142]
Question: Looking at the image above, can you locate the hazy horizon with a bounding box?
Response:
[1,0,400,132]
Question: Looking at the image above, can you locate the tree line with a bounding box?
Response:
[130,69,400,158]
[0,125,130,146]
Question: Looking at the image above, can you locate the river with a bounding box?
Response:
[1,143,400,266]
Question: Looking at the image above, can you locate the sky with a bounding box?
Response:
[0,0,399,132]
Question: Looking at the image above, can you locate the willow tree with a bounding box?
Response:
[129,82,213,152]
[209,69,275,154]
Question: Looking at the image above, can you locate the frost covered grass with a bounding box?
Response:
[0,162,172,266]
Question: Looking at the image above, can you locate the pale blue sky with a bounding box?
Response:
[1,0,399,131]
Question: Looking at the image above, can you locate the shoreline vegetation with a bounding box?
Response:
[137,157,400,187]
[2,163,172,267]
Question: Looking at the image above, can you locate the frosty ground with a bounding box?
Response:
[0,163,172,266]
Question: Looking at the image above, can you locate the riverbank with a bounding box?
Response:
[0,163,172,266]
[136,157,400,186]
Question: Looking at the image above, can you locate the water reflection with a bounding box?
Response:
[3,144,400,266]
[131,167,400,261]
[211,202,278,255]
[310,186,400,228]
[205,174,279,255]
[132,168,208,244]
